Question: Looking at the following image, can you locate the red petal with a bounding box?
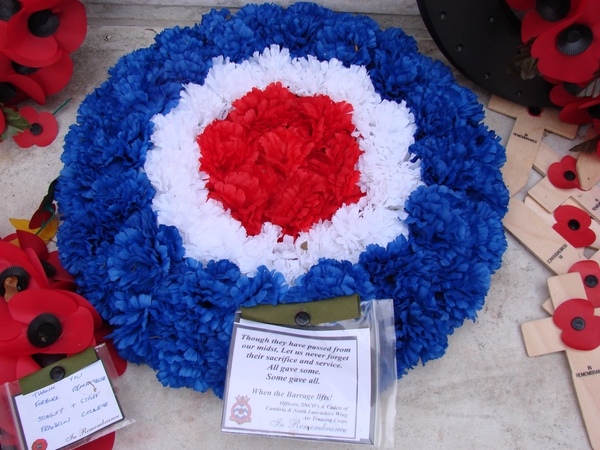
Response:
[31,111,58,147]
[0,241,49,290]
[24,247,50,288]
[506,0,535,11]
[52,0,87,53]
[0,355,19,384]
[569,260,600,307]
[550,84,582,107]
[28,51,73,95]
[77,432,116,450]
[60,290,103,329]
[547,156,581,189]
[5,11,59,64]
[522,11,558,42]
[6,73,46,105]
[15,354,43,378]
[16,230,49,261]
[0,108,5,134]
[7,289,78,322]
[559,99,595,124]
[47,251,74,283]
[0,298,21,341]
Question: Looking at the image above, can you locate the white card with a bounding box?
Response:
[222,320,373,443]
[14,359,124,450]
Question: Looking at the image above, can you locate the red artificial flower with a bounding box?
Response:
[0,0,86,68]
[531,0,600,83]
[12,106,57,147]
[0,53,45,105]
[198,82,364,238]
[519,0,585,42]
[547,155,582,189]
[550,84,600,132]
[552,204,596,247]
[553,298,600,350]
[0,288,100,355]
[569,260,600,307]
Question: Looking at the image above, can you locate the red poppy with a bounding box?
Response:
[531,0,600,83]
[520,0,585,42]
[569,260,600,307]
[27,51,73,96]
[198,82,364,238]
[0,54,45,105]
[550,84,600,132]
[0,0,86,68]
[553,298,600,350]
[547,155,582,189]
[0,288,101,356]
[12,106,57,147]
[0,105,5,135]
[552,204,596,247]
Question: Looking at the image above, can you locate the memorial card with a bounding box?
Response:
[222,320,373,443]
[13,359,124,450]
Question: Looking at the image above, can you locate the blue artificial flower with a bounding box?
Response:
[56,2,509,395]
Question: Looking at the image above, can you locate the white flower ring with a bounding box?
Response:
[146,46,422,284]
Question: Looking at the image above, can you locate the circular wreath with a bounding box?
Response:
[56,2,509,397]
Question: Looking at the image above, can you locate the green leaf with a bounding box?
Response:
[0,104,31,142]
[569,135,600,154]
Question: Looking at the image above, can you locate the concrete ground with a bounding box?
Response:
[0,7,593,450]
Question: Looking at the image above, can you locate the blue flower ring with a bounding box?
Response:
[56,2,509,397]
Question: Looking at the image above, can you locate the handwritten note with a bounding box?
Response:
[14,360,124,450]
[222,320,372,443]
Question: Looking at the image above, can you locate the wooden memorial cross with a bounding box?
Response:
[488,95,578,197]
[521,272,600,449]
[577,127,600,191]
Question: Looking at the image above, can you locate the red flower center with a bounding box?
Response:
[197,82,365,238]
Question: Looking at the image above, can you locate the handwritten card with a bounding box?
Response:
[14,359,124,450]
[222,320,373,443]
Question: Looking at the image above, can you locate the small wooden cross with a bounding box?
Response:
[577,127,600,191]
[522,272,600,450]
[488,95,578,197]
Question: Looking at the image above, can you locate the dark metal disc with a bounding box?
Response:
[417,0,554,107]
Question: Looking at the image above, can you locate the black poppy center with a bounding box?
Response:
[0,82,17,103]
[588,104,600,120]
[11,61,39,75]
[536,0,571,22]
[568,219,581,230]
[564,170,576,181]
[0,0,20,22]
[30,123,43,135]
[28,9,60,38]
[585,275,599,288]
[0,266,30,297]
[571,316,586,331]
[27,313,63,348]
[557,24,594,56]
[563,82,583,96]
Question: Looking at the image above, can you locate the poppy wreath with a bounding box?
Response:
[56,2,509,397]
[0,0,86,106]
[507,0,600,153]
